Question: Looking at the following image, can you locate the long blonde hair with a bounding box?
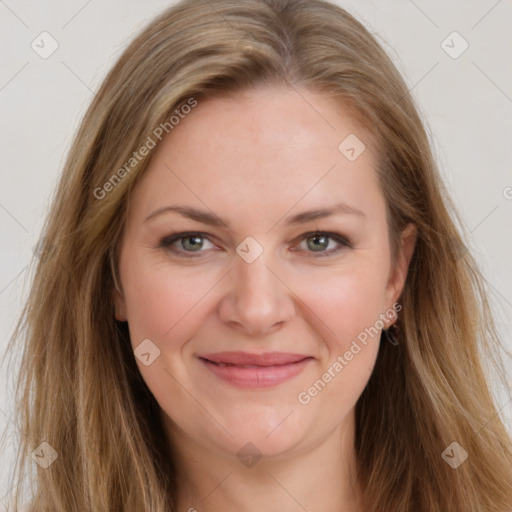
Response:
[5,0,512,510]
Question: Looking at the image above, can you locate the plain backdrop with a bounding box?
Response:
[1,0,511,503]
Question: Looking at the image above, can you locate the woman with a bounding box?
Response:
[6,0,512,510]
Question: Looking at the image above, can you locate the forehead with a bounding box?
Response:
[129,86,384,226]
[163,86,372,164]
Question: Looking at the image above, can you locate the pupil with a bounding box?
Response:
[183,236,203,251]
[309,234,328,251]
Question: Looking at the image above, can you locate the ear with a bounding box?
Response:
[384,223,417,314]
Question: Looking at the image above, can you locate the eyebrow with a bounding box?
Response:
[143,201,366,227]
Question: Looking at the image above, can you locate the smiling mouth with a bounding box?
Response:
[197,352,313,388]
[206,361,296,368]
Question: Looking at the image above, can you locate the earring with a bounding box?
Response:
[384,323,400,345]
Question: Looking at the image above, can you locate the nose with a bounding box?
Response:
[217,247,296,337]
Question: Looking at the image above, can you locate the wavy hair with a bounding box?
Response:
[4,0,512,510]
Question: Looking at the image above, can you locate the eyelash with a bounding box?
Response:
[158,231,352,258]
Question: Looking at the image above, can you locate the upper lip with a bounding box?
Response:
[198,351,312,366]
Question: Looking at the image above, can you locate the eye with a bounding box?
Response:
[159,230,352,258]
[159,232,216,256]
[293,231,352,257]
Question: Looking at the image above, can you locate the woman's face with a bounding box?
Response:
[115,86,415,461]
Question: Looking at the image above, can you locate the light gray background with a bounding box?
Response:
[1,0,511,503]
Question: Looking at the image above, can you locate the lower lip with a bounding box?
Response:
[199,357,313,388]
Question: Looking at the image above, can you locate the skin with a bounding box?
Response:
[114,85,416,512]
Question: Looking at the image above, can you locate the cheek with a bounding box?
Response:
[119,256,216,406]
[293,260,389,349]
[292,269,386,417]
[120,250,217,346]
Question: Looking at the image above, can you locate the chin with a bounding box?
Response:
[209,402,316,461]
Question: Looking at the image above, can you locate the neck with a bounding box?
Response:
[163,411,363,512]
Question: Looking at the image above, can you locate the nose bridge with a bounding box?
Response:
[237,249,275,296]
[219,239,295,335]
[235,247,281,310]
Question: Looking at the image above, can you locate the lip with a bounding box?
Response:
[198,351,313,388]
